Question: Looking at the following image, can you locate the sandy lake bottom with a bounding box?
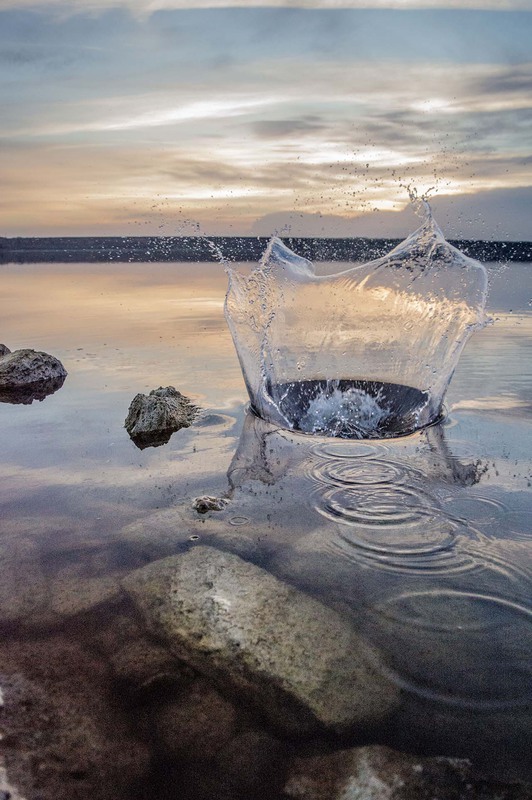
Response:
[0,260,531,799]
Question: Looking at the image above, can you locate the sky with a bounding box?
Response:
[0,1,531,239]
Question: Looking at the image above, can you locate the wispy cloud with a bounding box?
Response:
[0,4,530,236]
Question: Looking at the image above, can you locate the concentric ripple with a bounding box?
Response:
[306,435,490,576]
[310,440,389,460]
[327,515,481,576]
[441,494,508,525]
[310,457,412,487]
[315,484,437,528]
[373,589,532,709]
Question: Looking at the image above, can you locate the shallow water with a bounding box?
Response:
[0,260,531,795]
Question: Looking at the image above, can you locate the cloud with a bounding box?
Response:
[251,117,325,139]
[0,5,530,237]
[250,186,532,240]
[1,1,532,12]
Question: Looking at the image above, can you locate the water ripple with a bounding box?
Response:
[310,457,413,487]
[373,589,532,710]
[441,494,509,525]
[310,440,389,460]
[326,516,482,576]
[314,484,438,528]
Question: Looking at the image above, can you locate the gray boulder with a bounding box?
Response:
[124,386,199,449]
[284,744,532,800]
[0,343,11,356]
[122,546,397,736]
[0,348,67,403]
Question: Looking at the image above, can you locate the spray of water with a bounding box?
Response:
[225,199,488,439]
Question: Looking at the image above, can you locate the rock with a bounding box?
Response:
[122,546,398,736]
[124,385,199,449]
[0,536,48,625]
[0,344,11,356]
[0,348,67,404]
[115,506,262,566]
[284,744,532,800]
[109,638,182,692]
[0,636,151,800]
[215,728,286,793]
[152,678,238,761]
[192,495,230,513]
[0,755,25,800]
[49,570,120,618]
[115,507,201,561]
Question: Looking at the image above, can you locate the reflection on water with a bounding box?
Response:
[0,261,531,794]
[218,408,532,774]
[0,373,66,405]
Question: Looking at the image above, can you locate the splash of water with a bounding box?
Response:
[225,202,488,439]
[298,384,389,438]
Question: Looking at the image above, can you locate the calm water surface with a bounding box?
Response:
[0,260,531,788]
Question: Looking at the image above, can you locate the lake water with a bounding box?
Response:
[0,260,531,798]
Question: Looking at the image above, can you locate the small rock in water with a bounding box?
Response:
[124,386,199,449]
[192,495,229,514]
[0,348,67,404]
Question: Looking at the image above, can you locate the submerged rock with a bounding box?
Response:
[124,386,199,449]
[0,535,48,624]
[1,754,26,800]
[284,744,532,800]
[152,678,238,762]
[215,728,286,794]
[122,546,397,736]
[0,348,67,404]
[0,637,151,800]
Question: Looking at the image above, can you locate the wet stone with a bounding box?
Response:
[0,636,151,800]
[0,536,48,625]
[0,348,67,404]
[49,569,120,618]
[122,546,398,736]
[116,507,202,561]
[192,494,229,513]
[215,728,287,793]
[284,744,532,800]
[0,755,25,800]
[151,678,237,761]
[124,386,199,449]
[109,638,182,693]
[115,506,261,564]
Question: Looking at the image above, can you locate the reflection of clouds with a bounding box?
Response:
[451,395,532,413]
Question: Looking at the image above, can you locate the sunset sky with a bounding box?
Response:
[1,1,531,240]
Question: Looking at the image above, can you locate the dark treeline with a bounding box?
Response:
[1,235,531,264]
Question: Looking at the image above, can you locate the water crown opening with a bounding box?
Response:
[225,204,488,439]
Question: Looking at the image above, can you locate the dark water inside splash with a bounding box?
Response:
[0,260,530,798]
[264,379,431,438]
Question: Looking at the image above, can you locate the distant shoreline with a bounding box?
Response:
[1,235,531,263]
